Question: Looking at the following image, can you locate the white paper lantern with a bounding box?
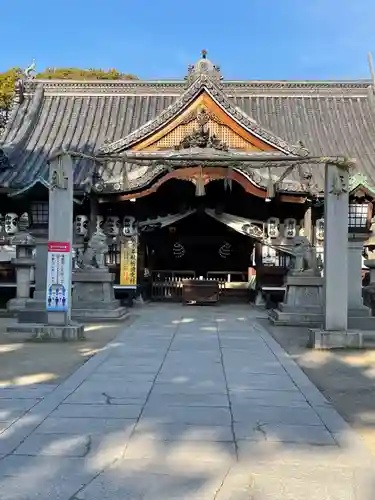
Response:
[284,218,297,239]
[316,218,324,241]
[122,216,137,237]
[75,215,89,236]
[106,216,120,236]
[267,217,280,239]
[5,213,19,234]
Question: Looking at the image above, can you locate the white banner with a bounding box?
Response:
[204,209,264,240]
[46,241,71,312]
[139,210,196,232]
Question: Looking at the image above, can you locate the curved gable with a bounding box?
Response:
[99,76,308,157]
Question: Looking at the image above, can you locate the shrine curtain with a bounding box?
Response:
[138,210,196,232]
[204,209,264,240]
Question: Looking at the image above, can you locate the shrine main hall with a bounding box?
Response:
[0,51,375,313]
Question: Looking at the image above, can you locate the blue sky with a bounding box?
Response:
[1,0,375,80]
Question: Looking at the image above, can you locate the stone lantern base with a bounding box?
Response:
[269,271,324,327]
[71,269,128,322]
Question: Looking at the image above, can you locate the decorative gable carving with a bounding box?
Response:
[141,105,262,152]
[98,75,308,157]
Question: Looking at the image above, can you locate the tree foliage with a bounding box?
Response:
[35,67,138,81]
[0,67,23,111]
[0,67,139,128]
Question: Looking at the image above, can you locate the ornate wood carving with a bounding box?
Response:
[98,167,306,204]
[175,108,229,151]
[131,93,273,152]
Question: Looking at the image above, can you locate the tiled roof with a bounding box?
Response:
[1,77,375,193]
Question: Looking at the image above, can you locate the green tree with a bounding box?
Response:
[0,67,22,112]
[35,67,138,80]
[0,67,139,129]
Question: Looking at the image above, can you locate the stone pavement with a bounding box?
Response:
[0,304,374,499]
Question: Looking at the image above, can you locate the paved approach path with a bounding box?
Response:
[0,304,374,499]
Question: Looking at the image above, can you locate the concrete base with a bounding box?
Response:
[7,322,85,341]
[269,308,323,327]
[309,329,363,350]
[72,269,128,323]
[7,297,29,313]
[269,273,324,327]
[72,307,129,323]
[17,291,47,324]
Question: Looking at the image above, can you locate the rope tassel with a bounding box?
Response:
[195,166,206,196]
[224,167,233,192]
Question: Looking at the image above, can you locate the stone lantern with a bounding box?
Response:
[346,199,375,328]
[7,213,35,312]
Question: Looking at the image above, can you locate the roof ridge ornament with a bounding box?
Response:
[24,59,37,80]
[185,50,223,87]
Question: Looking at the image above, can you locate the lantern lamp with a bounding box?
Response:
[348,201,371,233]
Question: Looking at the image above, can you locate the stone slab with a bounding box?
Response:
[17,307,47,324]
[73,270,115,282]
[309,329,364,349]
[230,391,308,407]
[71,307,128,323]
[232,404,322,426]
[347,314,375,330]
[151,382,228,396]
[74,466,230,500]
[132,421,234,442]
[34,416,137,435]
[121,438,236,466]
[1,304,374,498]
[227,373,298,392]
[269,308,323,327]
[51,403,143,419]
[285,275,323,286]
[141,405,232,426]
[146,393,229,408]
[0,456,95,500]
[6,322,85,341]
[235,422,336,445]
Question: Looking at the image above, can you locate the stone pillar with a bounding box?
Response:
[8,153,84,340]
[365,259,375,284]
[347,235,375,329]
[363,259,375,315]
[323,163,349,331]
[47,154,74,326]
[310,163,363,348]
[348,235,368,314]
[31,231,48,303]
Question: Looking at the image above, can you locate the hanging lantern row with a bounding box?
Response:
[75,215,137,237]
[267,217,327,241]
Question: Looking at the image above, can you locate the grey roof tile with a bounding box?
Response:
[1,80,375,193]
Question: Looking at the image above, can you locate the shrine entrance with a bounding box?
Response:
[137,178,262,302]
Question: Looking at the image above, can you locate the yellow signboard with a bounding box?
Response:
[120,236,138,286]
